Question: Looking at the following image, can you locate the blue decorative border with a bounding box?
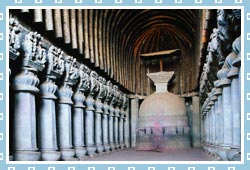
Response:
[0,0,249,169]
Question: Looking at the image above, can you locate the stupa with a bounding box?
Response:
[136,71,191,152]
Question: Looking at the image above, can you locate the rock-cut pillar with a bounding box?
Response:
[85,71,99,157]
[57,56,79,161]
[13,32,47,161]
[72,64,90,160]
[38,46,65,161]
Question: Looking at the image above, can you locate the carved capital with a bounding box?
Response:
[40,79,58,100]
[232,36,241,67]
[58,85,73,105]
[217,64,231,87]
[208,28,219,53]
[122,94,128,111]
[13,69,40,93]
[97,77,108,100]
[46,46,65,79]
[73,91,85,108]
[9,18,21,60]
[22,32,47,71]
[214,81,222,96]
[111,85,119,107]
[77,64,90,92]
[105,81,114,104]
[64,56,79,86]
[226,51,239,79]
[89,71,100,96]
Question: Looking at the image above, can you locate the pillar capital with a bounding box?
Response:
[64,56,80,86]
[9,18,21,60]
[232,36,241,67]
[22,31,47,72]
[46,46,65,80]
[77,64,90,92]
[217,64,231,87]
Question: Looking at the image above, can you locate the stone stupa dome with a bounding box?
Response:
[139,92,185,117]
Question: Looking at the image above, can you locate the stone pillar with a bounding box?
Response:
[131,98,139,148]
[117,92,124,149]
[124,97,130,148]
[109,103,115,151]
[232,36,241,161]
[38,46,64,161]
[72,64,90,160]
[95,77,107,154]
[103,81,113,153]
[217,64,232,161]
[113,86,120,149]
[85,71,99,157]
[13,32,46,161]
[57,56,79,161]
[9,18,21,161]
[119,93,127,150]
[192,96,201,147]
[227,36,241,161]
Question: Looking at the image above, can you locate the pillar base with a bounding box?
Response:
[96,144,104,154]
[120,143,125,150]
[61,148,77,161]
[115,143,120,150]
[110,143,115,151]
[75,147,87,159]
[103,143,111,153]
[217,146,231,161]
[14,150,41,161]
[227,149,241,161]
[87,145,96,157]
[41,151,61,161]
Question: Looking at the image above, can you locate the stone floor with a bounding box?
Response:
[87,148,217,161]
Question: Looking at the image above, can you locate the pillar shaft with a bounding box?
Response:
[109,107,115,150]
[231,77,240,149]
[222,86,232,148]
[13,70,41,161]
[39,79,61,161]
[85,94,96,157]
[57,85,76,160]
[217,95,223,145]
[114,108,120,149]
[73,91,87,159]
[103,101,110,152]
[192,96,201,147]
[119,116,124,149]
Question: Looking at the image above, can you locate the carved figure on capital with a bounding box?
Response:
[77,64,90,92]
[22,32,47,71]
[47,46,65,79]
[64,56,80,85]
[111,85,119,107]
[105,81,114,103]
[9,18,21,58]
[89,71,100,96]
[208,28,219,54]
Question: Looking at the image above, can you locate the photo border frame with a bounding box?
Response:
[1,0,249,169]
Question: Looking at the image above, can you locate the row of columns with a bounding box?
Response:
[200,9,241,161]
[9,19,130,161]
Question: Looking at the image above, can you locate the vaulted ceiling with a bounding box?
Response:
[11,9,204,96]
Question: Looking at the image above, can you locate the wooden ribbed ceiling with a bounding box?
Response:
[11,9,202,95]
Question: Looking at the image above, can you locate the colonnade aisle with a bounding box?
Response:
[88,148,217,161]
